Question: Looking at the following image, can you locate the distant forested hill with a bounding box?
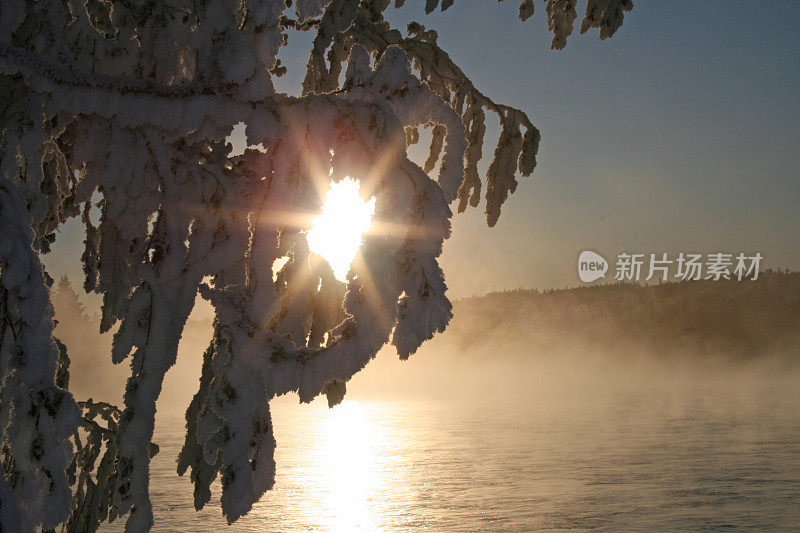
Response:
[447,270,800,361]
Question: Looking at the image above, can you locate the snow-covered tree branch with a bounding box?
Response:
[0,0,632,530]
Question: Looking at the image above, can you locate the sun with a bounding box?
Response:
[307,177,376,281]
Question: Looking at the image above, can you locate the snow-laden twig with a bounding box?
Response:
[0,0,632,529]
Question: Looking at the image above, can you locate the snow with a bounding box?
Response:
[0,182,81,531]
[0,0,630,529]
[296,0,333,22]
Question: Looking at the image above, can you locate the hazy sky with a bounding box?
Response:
[383,1,800,296]
[45,1,799,299]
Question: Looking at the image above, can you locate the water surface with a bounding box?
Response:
[102,382,800,531]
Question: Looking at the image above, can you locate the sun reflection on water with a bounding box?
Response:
[225,398,422,531]
[258,399,402,532]
[317,402,381,532]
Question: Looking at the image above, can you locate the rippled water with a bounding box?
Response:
[101,383,800,531]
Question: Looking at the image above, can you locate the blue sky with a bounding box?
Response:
[45,1,800,298]
[380,1,800,296]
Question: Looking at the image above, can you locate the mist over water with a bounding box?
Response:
[54,276,800,531]
[99,370,800,531]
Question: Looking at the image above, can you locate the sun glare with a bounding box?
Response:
[307,178,375,282]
